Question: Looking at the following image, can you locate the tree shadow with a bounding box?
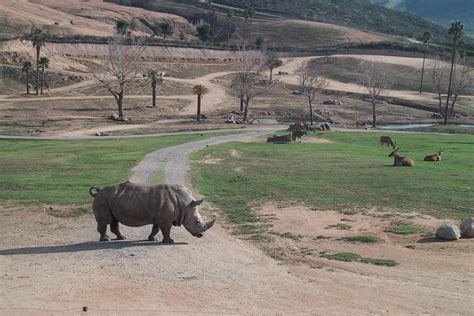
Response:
[0,240,188,256]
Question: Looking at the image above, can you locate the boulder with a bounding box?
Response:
[435,223,461,241]
[460,217,474,238]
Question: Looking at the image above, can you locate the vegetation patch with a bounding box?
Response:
[341,236,382,243]
[387,222,423,235]
[322,252,398,266]
[270,231,303,241]
[326,223,352,230]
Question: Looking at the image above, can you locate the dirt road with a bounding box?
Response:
[1,131,472,314]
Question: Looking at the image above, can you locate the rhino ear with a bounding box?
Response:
[190,199,204,207]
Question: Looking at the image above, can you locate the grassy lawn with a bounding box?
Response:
[0,133,218,205]
[191,131,474,223]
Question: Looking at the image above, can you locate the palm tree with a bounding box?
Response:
[21,61,33,94]
[38,56,49,94]
[30,26,47,95]
[419,31,432,94]
[244,7,255,48]
[192,85,209,122]
[444,21,464,125]
[145,69,163,108]
[266,56,283,81]
[226,10,234,41]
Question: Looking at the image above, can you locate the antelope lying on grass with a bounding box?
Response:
[389,147,415,167]
[379,136,395,149]
[424,149,445,161]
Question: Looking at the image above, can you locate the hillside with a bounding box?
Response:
[370,0,474,37]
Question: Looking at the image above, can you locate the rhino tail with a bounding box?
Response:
[89,186,101,197]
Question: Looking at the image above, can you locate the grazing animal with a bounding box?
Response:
[291,130,307,142]
[89,182,215,243]
[379,136,395,149]
[389,148,415,167]
[424,148,445,161]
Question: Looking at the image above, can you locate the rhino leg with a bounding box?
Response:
[110,220,126,240]
[97,223,110,241]
[160,224,174,244]
[148,224,160,241]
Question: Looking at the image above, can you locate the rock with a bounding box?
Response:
[435,223,461,240]
[460,217,474,238]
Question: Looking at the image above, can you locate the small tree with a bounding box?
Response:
[145,69,164,108]
[196,24,210,42]
[419,31,432,94]
[296,63,328,126]
[30,26,47,95]
[361,62,388,128]
[90,34,146,120]
[266,55,282,81]
[21,60,33,94]
[38,56,49,94]
[255,35,264,50]
[160,22,173,40]
[115,20,129,35]
[444,21,464,125]
[449,55,472,116]
[431,58,449,114]
[193,85,209,122]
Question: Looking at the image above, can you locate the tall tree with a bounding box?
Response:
[419,31,432,94]
[243,7,255,48]
[448,55,472,116]
[226,10,234,41]
[444,21,464,125]
[30,26,47,95]
[361,62,389,128]
[21,60,33,95]
[296,63,328,126]
[38,56,49,94]
[193,85,209,122]
[145,69,164,108]
[90,34,146,120]
[266,56,282,81]
[430,58,449,114]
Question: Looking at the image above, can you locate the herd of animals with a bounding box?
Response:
[380,136,445,167]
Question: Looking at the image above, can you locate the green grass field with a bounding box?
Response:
[192,132,474,224]
[0,133,217,205]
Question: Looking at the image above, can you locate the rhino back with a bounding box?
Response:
[105,183,181,227]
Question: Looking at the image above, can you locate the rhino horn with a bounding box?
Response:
[203,219,216,231]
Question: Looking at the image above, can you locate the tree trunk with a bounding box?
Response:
[419,49,426,94]
[152,81,157,108]
[117,92,124,120]
[240,97,244,112]
[450,94,459,116]
[269,68,273,82]
[444,45,457,125]
[197,95,201,121]
[40,66,45,94]
[437,94,443,114]
[309,98,314,126]
[372,101,376,127]
[26,70,29,94]
[243,99,249,121]
[35,46,40,95]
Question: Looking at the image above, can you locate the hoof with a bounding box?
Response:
[115,235,126,240]
[100,236,110,241]
[162,238,175,244]
[148,236,157,241]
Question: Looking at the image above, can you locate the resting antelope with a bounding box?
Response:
[424,148,445,161]
[389,147,415,167]
[379,136,395,149]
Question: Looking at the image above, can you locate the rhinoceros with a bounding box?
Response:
[89,182,215,243]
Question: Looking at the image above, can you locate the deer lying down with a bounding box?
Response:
[424,149,445,161]
[389,148,415,167]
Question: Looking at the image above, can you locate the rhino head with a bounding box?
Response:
[183,199,216,238]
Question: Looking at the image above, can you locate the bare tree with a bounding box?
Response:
[361,62,388,128]
[449,55,472,116]
[231,50,267,121]
[296,63,328,126]
[90,34,146,120]
[430,58,449,114]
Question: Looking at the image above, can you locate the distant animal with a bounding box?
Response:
[389,147,415,167]
[89,182,215,243]
[424,148,445,161]
[267,134,292,143]
[379,136,395,149]
[291,130,307,142]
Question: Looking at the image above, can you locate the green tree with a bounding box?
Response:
[196,24,210,42]
[444,21,464,125]
[145,69,164,108]
[30,26,47,95]
[21,60,33,95]
[38,56,49,94]
[115,20,129,35]
[160,22,173,40]
[266,56,282,81]
[255,35,264,50]
[419,31,432,94]
[192,85,209,122]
